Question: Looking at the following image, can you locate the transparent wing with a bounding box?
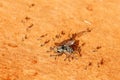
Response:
[65,40,75,46]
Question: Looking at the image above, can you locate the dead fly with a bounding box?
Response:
[50,40,76,61]
[50,28,91,61]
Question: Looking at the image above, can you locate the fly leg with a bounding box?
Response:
[50,53,63,60]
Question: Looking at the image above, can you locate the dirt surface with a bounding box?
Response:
[0,0,120,80]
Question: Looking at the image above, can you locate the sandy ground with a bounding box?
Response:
[0,0,120,80]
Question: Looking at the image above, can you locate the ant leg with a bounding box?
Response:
[68,56,71,62]
[64,53,71,61]
[77,47,82,57]
[71,54,75,60]
[64,55,70,61]
[67,54,75,62]
[50,54,57,60]
[71,53,78,60]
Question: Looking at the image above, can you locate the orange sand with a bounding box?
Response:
[0,0,120,80]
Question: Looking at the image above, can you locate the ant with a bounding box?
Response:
[50,28,91,61]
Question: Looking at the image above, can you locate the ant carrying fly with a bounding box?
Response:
[50,28,91,61]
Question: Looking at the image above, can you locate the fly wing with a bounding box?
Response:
[65,40,75,46]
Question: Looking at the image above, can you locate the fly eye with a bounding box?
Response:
[57,48,63,53]
[57,50,60,53]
